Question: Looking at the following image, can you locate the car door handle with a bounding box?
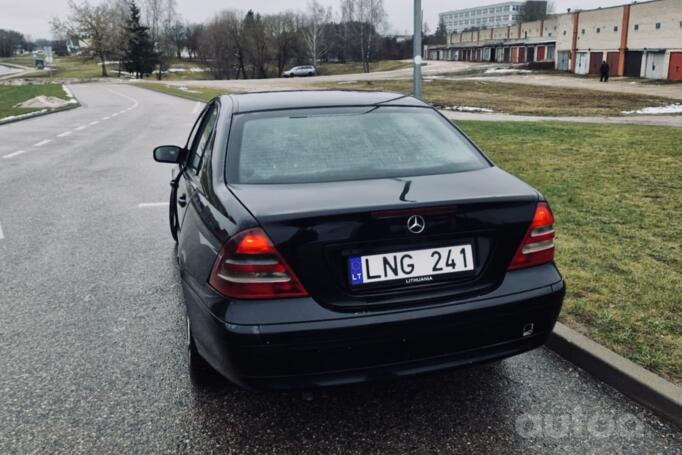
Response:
[177,194,188,207]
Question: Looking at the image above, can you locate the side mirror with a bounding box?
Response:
[153,145,184,164]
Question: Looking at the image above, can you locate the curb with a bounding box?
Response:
[547,322,682,429]
[0,102,80,126]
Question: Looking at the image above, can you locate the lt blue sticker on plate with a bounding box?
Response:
[349,256,364,286]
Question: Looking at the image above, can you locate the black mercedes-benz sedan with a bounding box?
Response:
[153,90,565,389]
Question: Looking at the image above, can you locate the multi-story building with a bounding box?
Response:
[426,0,682,81]
[439,1,548,34]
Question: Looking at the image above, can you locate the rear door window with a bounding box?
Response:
[227,107,489,184]
[188,104,219,173]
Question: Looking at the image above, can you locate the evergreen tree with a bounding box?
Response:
[123,1,157,79]
[434,18,448,45]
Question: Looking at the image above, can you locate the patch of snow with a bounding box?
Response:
[484,67,531,74]
[449,106,494,113]
[0,64,22,76]
[62,85,74,98]
[167,67,210,73]
[175,86,200,93]
[622,104,682,115]
[61,85,78,103]
[15,95,72,109]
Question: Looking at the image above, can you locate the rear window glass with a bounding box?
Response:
[227,106,489,184]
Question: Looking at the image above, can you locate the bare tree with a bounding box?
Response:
[339,0,355,62]
[110,0,132,76]
[302,0,332,66]
[51,0,119,77]
[167,20,186,59]
[185,23,204,62]
[198,10,239,79]
[265,13,299,76]
[356,0,386,72]
[243,11,269,78]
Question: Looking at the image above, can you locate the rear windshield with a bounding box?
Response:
[227,106,489,184]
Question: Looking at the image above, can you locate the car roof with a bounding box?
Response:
[224,90,429,114]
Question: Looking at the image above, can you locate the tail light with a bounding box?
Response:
[209,228,308,299]
[508,202,555,271]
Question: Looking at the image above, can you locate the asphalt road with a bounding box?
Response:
[0,83,680,454]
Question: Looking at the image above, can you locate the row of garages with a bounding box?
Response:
[427,0,682,81]
[571,50,682,80]
[434,43,557,65]
[429,45,682,81]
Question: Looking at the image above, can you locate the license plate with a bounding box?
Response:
[349,244,474,286]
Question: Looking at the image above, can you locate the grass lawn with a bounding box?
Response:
[458,121,681,385]
[314,79,673,117]
[317,60,410,76]
[0,55,36,67]
[1,56,213,81]
[0,83,71,120]
[133,82,226,102]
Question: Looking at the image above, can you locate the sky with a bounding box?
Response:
[1,0,629,40]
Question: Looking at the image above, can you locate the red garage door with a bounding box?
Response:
[537,46,546,61]
[589,52,603,75]
[669,52,682,81]
[518,47,526,63]
[607,52,620,76]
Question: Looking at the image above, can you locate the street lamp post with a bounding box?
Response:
[413,0,423,99]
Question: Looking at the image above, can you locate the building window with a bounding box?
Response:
[582,29,585,34]
[634,24,639,31]
[655,22,661,29]
[563,30,567,36]
[596,27,601,33]
[614,26,618,32]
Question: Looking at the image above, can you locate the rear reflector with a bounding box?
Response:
[209,228,308,299]
[508,202,556,271]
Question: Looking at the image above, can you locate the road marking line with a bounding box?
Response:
[57,131,72,137]
[0,223,4,240]
[89,121,99,126]
[3,150,26,159]
[192,102,202,114]
[101,86,140,110]
[75,125,87,130]
[102,116,111,120]
[138,202,170,208]
[34,139,51,147]
[118,110,126,114]
[111,113,119,117]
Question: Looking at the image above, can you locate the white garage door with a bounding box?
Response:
[575,52,589,75]
[644,52,666,80]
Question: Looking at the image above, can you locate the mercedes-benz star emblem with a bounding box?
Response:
[407,215,426,234]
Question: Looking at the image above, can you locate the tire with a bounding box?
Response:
[169,188,179,243]
[186,316,219,387]
[308,72,313,77]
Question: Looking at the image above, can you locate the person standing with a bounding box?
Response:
[600,60,610,82]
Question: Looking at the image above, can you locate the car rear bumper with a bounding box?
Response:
[184,265,565,390]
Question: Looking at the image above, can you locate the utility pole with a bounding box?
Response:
[413,0,423,99]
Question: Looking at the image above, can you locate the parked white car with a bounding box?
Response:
[282,65,317,78]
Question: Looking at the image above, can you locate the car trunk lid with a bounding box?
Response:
[228,167,539,309]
